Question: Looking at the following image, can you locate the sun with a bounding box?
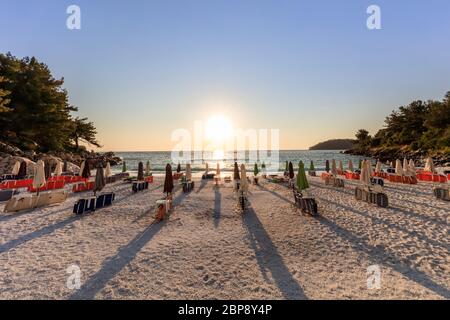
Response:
[205,115,233,142]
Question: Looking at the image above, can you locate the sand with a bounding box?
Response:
[0,175,448,300]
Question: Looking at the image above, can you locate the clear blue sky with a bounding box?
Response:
[1,0,449,151]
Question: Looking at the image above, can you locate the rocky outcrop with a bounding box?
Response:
[0,141,117,175]
[0,156,36,175]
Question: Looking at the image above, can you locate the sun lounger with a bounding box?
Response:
[182,180,195,193]
[0,189,19,202]
[433,187,449,201]
[344,172,360,180]
[28,180,65,192]
[202,173,215,180]
[293,189,318,216]
[72,181,95,193]
[370,177,384,187]
[95,193,115,209]
[73,197,96,215]
[4,190,68,213]
[355,186,388,207]
[308,170,316,177]
[0,174,17,182]
[324,176,345,188]
[73,192,116,215]
[155,195,173,221]
[173,173,183,180]
[0,179,34,190]
[132,181,149,193]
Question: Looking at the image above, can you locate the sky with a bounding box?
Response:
[1,0,449,151]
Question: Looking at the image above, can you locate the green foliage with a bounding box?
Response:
[0,53,100,153]
[0,76,11,112]
[354,91,450,153]
[355,129,371,149]
[71,117,101,150]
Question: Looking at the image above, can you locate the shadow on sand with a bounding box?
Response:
[316,214,450,299]
[241,203,307,300]
[69,191,188,299]
[214,188,221,228]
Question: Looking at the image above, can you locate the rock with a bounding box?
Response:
[0,141,23,157]
[0,156,36,175]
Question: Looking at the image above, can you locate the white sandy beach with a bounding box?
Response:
[0,175,448,300]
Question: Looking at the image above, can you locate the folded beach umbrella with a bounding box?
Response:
[359,160,371,186]
[368,161,375,176]
[375,160,382,173]
[94,164,106,196]
[33,160,46,194]
[81,160,91,179]
[325,160,330,173]
[331,159,338,177]
[63,160,68,173]
[122,161,127,173]
[288,162,295,179]
[254,163,259,176]
[359,160,363,170]
[163,164,174,195]
[424,157,435,173]
[145,161,151,176]
[177,163,181,173]
[54,161,63,176]
[44,161,52,179]
[233,162,240,180]
[186,163,192,181]
[390,161,395,168]
[79,160,85,176]
[205,162,209,173]
[338,160,344,173]
[408,159,416,175]
[403,158,409,173]
[240,164,248,192]
[217,162,221,176]
[297,161,310,192]
[11,161,20,176]
[105,162,112,178]
[348,160,354,172]
[285,161,289,173]
[309,161,315,171]
[17,161,27,179]
[137,161,144,181]
[395,159,403,176]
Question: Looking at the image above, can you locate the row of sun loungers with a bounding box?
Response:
[73,192,115,215]
[354,186,389,207]
[4,190,68,213]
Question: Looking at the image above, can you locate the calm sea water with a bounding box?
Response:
[112,150,371,174]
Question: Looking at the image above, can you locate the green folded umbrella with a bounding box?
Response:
[122,161,127,173]
[309,161,315,171]
[297,161,310,191]
[325,160,330,173]
[254,163,260,176]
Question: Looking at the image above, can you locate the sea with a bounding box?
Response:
[112,150,371,174]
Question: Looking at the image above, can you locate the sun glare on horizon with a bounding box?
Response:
[205,115,233,142]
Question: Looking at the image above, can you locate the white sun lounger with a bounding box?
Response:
[4,190,68,213]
